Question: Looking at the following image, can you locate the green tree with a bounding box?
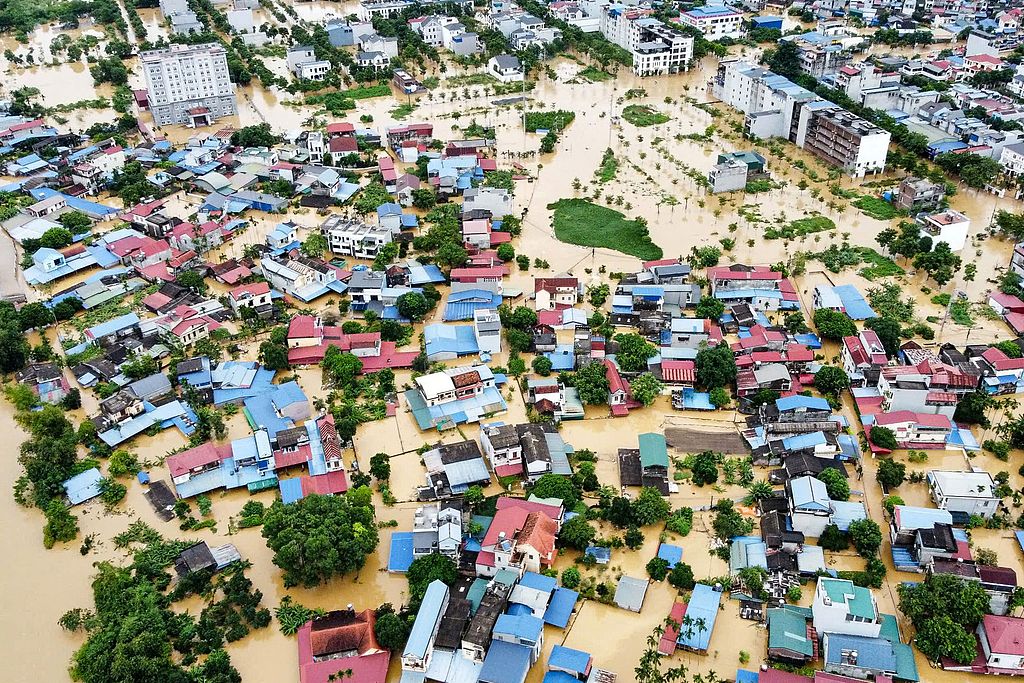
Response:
[496,243,516,262]
[631,486,671,526]
[411,188,436,210]
[435,241,468,269]
[231,123,280,148]
[369,452,390,481]
[176,269,208,294]
[572,361,610,405]
[818,523,849,551]
[915,615,979,664]
[372,242,399,271]
[709,387,731,408]
[749,388,779,407]
[712,499,752,540]
[121,354,158,380]
[322,347,362,386]
[695,344,736,389]
[463,485,484,511]
[694,297,725,321]
[743,480,774,505]
[558,515,596,550]
[690,451,719,486]
[561,566,581,589]
[953,390,993,427]
[300,233,328,259]
[847,518,882,557]
[899,573,991,631]
[259,340,290,371]
[58,210,92,233]
[373,609,410,651]
[813,309,857,340]
[261,494,378,587]
[624,526,644,549]
[531,355,553,376]
[864,316,902,357]
[531,473,579,508]
[667,562,695,590]
[870,425,899,450]
[614,333,657,373]
[876,458,906,489]
[817,468,849,501]
[767,40,801,79]
[629,372,662,406]
[814,365,850,397]
[43,499,78,548]
[406,552,458,604]
[396,292,430,321]
[646,557,670,581]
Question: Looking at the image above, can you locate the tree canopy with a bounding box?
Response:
[614,333,657,373]
[814,365,850,397]
[695,344,736,389]
[813,309,857,340]
[406,552,458,605]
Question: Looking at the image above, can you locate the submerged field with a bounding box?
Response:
[548,198,664,261]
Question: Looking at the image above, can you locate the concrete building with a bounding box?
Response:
[601,7,693,77]
[678,4,745,40]
[141,44,237,127]
[321,216,393,259]
[473,308,502,355]
[812,577,882,638]
[893,177,945,212]
[917,209,970,251]
[800,105,890,178]
[287,45,331,81]
[929,470,1000,519]
[487,54,524,83]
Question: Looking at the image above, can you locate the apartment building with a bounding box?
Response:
[601,7,693,76]
[678,4,745,40]
[141,44,237,127]
[320,215,394,259]
[799,104,890,178]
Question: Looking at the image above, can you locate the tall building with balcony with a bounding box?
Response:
[141,43,237,127]
[601,7,693,76]
[799,105,890,178]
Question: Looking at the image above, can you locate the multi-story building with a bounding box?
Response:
[812,577,882,638]
[286,45,330,81]
[929,470,1000,519]
[917,209,969,251]
[141,44,237,127]
[320,216,394,259]
[678,4,745,40]
[893,176,945,212]
[800,105,890,178]
[601,7,693,76]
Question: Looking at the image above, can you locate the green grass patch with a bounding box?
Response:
[595,148,618,183]
[390,102,416,120]
[446,73,499,86]
[857,249,903,280]
[852,196,900,221]
[745,179,780,193]
[950,299,974,326]
[621,104,671,127]
[305,92,355,114]
[765,215,835,240]
[578,66,613,82]
[812,244,902,280]
[344,83,391,99]
[524,110,575,132]
[931,293,951,306]
[548,198,662,261]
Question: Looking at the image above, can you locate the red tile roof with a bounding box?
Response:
[518,511,558,564]
[983,615,1024,656]
[326,122,355,135]
[661,359,695,383]
[167,442,232,478]
[873,410,952,429]
[230,281,270,299]
[289,315,319,340]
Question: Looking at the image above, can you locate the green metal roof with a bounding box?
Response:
[878,613,900,644]
[467,578,489,613]
[893,642,920,681]
[638,432,669,469]
[820,578,875,620]
[767,608,813,656]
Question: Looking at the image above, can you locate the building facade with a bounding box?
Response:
[141,44,237,127]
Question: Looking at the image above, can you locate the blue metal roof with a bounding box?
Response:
[388,532,414,572]
[543,588,578,628]
[676,584,720,651]
[542,672,579,683]
[86,312,140,339]
[548,645,591,674]
[790,476,830,510]
[494,612,543,641]
[833,284,877,320]
[424,324,479,358]
[405,580,449,660]
[830,500,867,531]
[657,543,683,568]
[735,670,760,683]
[775,395,830,412]
[63,467,103,505]
[518,571,557,593]
[478,640,532,683]
[824,633,896,670]
[894,505,952,530]
[279,477,304,505]
[782,431,827,451]
[585,546,611,562]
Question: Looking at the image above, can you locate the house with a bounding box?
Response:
[893,176,945,212]
[613,575,649,613]
[403,579,449,672]
[321,216,393,259]
[918,208,970,251]
[871,411,953,449]
[890,505,954,546]
[928,470,1000,518]
[822,632,918,681]
[525,379,584,421]
[945,615,1024,675]
[492,613,544,663]
[604,359,636,416]
[788,476,831,538]
[617,432,670,495]
[480,422,572,481]
[534,275,580,310]
[474,308,502,355]
[421,440,491,499]
[297,608,389,683]
[812,577,881,638]
[227,281,273,318]
[488,54,524,83]
[476,498,560,576]
[841,330,888,384]
[406,365,506,429]
[767,607,816,664]
[412,502,462,561]
[16,362,68,404]
[931,560,1018,616]
[678,4,745,39]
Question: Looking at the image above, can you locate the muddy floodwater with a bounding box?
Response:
[6,8,1024,683]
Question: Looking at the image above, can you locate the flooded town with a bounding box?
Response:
[9,0,1024,682]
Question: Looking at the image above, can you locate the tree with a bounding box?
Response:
[694,297,725,320]
[709,387,731,408]
[463,485,484,511]
[435,242,468,269]
[18,301,52,331]
[231,123,280,148]
[396,292,430,322]
[899,573,991,640]
[915,614,979,664]
[767,40,801,79]
[870,425,899,451]
[531,355,553,376]
[743,480,774,505]
[667,562,695,590]
[558,515,596,550]
[300,233,328,259]
[500,305,538,330]
[814,365,850,397]
[411,188,436,210]
[58,210,92,233]
[372,242,399,271]
[496,243,516,262]
[913,241,962,285]
[624,526,644,549]
[259,340,290,371]
[646,557,670,581]
[847,518,882,557]
[506,329,532,353]
[561,566,581,589]
[532,473,580,507]
[953,390,993,427]
[369,452,390,481]
[573,361,610,405]
[614,334,657,373]
[749,388,779,407]
[864,316,902,357]
[876,459,906,489]
[373,610,409,651]
[690,451,719,486]
[407,552,458,604]
[632,486,671,525]
[784,311,809,333]
[322,347,362,387]
[813,309,857,340]
[818,523,849,551]
[817,468,849,501]
[261,494,378,587]
[176,269,208,294]
[629,372,662,406]
[695,344,736,389]
[121,354,158,380]
[712,499,753,540]
[43,499,78,548]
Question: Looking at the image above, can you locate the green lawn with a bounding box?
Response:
[765,215,835,240]
[525,110,575,132]
[595,149,618,183]
[578,67,613,82]
[621,104,671,127]
[548,199,663,260]
[852,196,900,221]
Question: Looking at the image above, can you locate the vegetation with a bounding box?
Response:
[621,105,671,126]
[524,110,576,132]
[548,199,662,260]
[899,574,991,663]
[406,552,458,606]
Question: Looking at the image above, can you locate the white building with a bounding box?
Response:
[1000,142,1024,178]
[602,9,693,76]
[473,308,502,354]
[677,4,745,40]
[917,209,969,251]
[414,365,496,408]
[812,577,882,638]
[141,44,238,127]
[320,216,394,260]
[463,186,514,218]
[929,470,1000,519]
[286,45,330,81]
[488,54,524,83]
